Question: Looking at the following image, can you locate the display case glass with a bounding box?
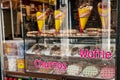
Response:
[24,0,117,79]
[0,0,118,80]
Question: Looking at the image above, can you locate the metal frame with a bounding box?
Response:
[0,0,119,80]
[116,0,120,80]
[0,1,4,80]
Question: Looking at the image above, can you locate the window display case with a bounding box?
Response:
[0,0,119,80]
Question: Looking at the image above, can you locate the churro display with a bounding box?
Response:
[78,3,93,32]
[26,44,49,55]
[53,66,66,74]
[50,45,61,56]
[39,67,53,73]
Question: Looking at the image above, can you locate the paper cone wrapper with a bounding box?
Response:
[36,12,46,33]
[100,16,108,29]
[79,16,89,30]
[98,3,108,29]
[78,6,92,32]
[54,10,65,33]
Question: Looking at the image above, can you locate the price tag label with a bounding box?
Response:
[18,63,24,69]
[17,59,24,69]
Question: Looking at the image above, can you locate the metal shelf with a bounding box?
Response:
[25,34,116,40]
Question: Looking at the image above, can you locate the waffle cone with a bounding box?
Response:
[54,10,65,33]
[98,2,108,29]
[78,5,92,30]
[36,12,46,33]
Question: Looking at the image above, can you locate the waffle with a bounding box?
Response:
[82,65,99,77]
[100,66,115,79]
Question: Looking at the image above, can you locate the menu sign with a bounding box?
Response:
[80,49,112,60]
[34,59,67,70]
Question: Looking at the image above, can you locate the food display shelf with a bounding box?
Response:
[25,54,108,62]
[24,34,116,44]
[6,71,62,79]
[25,34,116,39]
[6,71,104,80]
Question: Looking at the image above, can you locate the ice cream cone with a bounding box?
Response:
[98,2,108,29]
[54,10,65,33]
[36,11,46,33]
[78,3,93,33]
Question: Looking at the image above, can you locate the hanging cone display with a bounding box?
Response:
[98,2,108,29]
[78,3,93,32]
[36,11,47,33]
[54,10,65,33]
